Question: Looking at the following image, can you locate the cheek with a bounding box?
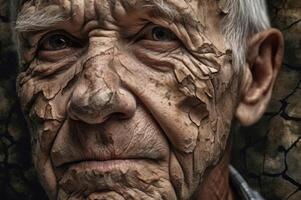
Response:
[113,46,228,153]
[113,44,235,196]
[17,59,82,115]
[113,52,199,153]
[16,62,81,154]
[16,67,79,199]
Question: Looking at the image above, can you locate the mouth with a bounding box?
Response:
[56,159,168,197]
[55,157,161,177]
[57,158,156,171]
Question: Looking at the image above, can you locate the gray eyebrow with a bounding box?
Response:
[15,5,68,33]
[141,0,200,28]
[142,1,175,19]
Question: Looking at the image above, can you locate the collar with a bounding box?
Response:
[229,166,265,200]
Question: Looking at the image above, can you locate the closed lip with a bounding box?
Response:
[53,149,166,169]
[55,159,164,195]
[63,159,144,171]
[55,157,160,173]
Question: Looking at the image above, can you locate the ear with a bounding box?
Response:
[235,28,284,126]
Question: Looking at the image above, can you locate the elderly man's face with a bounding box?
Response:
[17,0,241,199]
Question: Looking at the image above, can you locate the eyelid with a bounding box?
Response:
[128,22,152,42]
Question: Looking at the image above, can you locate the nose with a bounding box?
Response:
[67,55,136,124]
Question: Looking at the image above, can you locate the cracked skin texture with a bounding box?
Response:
[16,0,239,199]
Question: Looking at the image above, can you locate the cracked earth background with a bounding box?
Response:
[0,0,300,199]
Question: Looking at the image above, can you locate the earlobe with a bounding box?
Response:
[235,28,284,126]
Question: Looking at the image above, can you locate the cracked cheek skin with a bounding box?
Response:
[17,59,80,199]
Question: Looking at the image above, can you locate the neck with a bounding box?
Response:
[192,143,236,200]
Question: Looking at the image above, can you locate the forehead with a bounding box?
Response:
[19,0,222,21]
[21,0,206,7]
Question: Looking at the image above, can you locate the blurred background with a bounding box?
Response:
[0,0,300,199]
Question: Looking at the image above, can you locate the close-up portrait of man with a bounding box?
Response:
[1,0,290,199]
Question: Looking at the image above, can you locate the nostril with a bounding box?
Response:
[67,101,84,121]
[110,112,132,121]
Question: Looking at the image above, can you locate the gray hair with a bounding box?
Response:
[10,0,271,72]
[221,0,271,72]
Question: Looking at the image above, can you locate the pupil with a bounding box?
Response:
[51,36,67,49]
[156,30,165,39]
[153,27,169,41]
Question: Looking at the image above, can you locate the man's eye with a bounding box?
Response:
[151,26,176,41]
[133,25,177,42]
[38,33,82,51]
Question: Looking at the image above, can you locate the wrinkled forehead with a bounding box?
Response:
[16,0,224,23]
[17,0,219,8]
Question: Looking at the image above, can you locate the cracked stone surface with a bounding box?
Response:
[0,0,300,200]
[232,1,301,200]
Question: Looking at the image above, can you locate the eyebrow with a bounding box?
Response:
[15,5,68,33]
[142,1,176,19]
[141,0,200,27]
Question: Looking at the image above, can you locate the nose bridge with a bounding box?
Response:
[68,51,136,124]
[84,51,118,93]
[82,36,119,91]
